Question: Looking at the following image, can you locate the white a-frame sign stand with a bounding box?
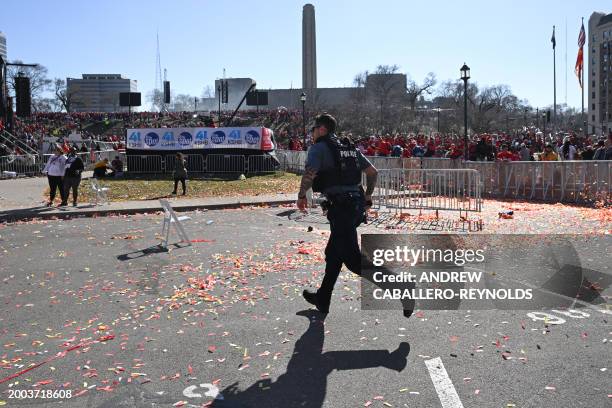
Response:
[159,199,192,248]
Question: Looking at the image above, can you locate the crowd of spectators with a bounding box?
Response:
[286,128,612,161]
[3,110,611,161]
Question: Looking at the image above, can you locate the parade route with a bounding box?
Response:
[0,206,610,407]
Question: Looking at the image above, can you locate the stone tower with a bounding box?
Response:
[302,4,317,93]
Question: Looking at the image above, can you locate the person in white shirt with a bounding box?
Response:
[559,137,577,161]
[42,145,67,206]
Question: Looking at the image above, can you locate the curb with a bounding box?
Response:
[0,198,297,223]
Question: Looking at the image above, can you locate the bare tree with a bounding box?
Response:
[201,85,214,99]
[367,65,403,132]
[171,94,196,111]
[32,98,54,113]
[53,78,80,112]
[147,89,165,111]
[353,71,368,88]
[6,61,52,105]
[406,72,437,110]
[341,71,370,135]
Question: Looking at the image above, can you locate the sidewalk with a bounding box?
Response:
[0,176,298,222]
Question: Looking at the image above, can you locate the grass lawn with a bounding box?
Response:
[43,172,300,204]
[49,173,301,203]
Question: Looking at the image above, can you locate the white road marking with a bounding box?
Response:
[425,357,464,408]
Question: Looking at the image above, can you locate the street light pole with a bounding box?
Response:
[436,106,440,133]
[300,92,307,151]
[460,63,470,161]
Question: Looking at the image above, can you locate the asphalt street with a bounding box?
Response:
[0,207,610,408]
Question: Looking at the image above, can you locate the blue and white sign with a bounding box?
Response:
[144,132,160,147]
[126,127,272,151]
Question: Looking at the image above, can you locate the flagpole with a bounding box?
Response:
[553,25,557,137]
[581,17,585,137]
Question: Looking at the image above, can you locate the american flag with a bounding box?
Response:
[578,22,586,48]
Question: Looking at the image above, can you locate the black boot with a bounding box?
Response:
[403,309,413,319]
[302,289,329,314]
[385,342,410,372]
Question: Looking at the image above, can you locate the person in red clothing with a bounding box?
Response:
[377,139,392,156]
[496,144,519,161]
[61,140,71,154]
[446,144,463,159]
[365,144,376,157]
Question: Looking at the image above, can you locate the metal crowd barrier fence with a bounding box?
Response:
[4,150,123,177]
[0,154,41,177]
[247,155,279,173]
[276,150,611,204]
[41,150,122,168]
[371,168,482,213]
[127,155,163,173]
[1,150,127,177]
[164,154,205,174]
[206,154,246,173]
[465,160,611,204]
[125,154,279,174]
[276,150,308,173]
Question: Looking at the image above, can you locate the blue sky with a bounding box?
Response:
[2,0,610,109]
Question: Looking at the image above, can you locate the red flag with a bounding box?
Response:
[575,48,584,88]
[575,22,586,88]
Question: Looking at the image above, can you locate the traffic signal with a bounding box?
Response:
[546,110,551,123]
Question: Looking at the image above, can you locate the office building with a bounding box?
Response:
[67,74,137,112]
[588,12,612,135]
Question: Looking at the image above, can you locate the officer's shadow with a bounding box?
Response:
[211,310,410,408]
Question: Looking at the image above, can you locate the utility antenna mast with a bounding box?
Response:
[154,31,163,111]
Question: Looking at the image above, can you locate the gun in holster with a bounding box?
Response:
[320,191,368,224]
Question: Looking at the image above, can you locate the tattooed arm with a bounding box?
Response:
[363,165,378,198]
[297,166,317,199]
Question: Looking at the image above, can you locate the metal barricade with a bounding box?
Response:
[372,168,482,213]
[94,150,121,164]
[165,154,205,174]
[0,154,41,177]
[206,154,246,173]
[66,150,122,167]
[277,150,307,173]
[126,155,163,173]
[367,156,403,171]
[420,157,460,170]
[247,155,280,173]
[402,157,422,169]
[251,150,612,204]
[465,160,611,204]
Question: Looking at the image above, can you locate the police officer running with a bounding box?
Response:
[296,114,413,318]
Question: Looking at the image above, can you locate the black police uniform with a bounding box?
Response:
[307,134,369,312]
